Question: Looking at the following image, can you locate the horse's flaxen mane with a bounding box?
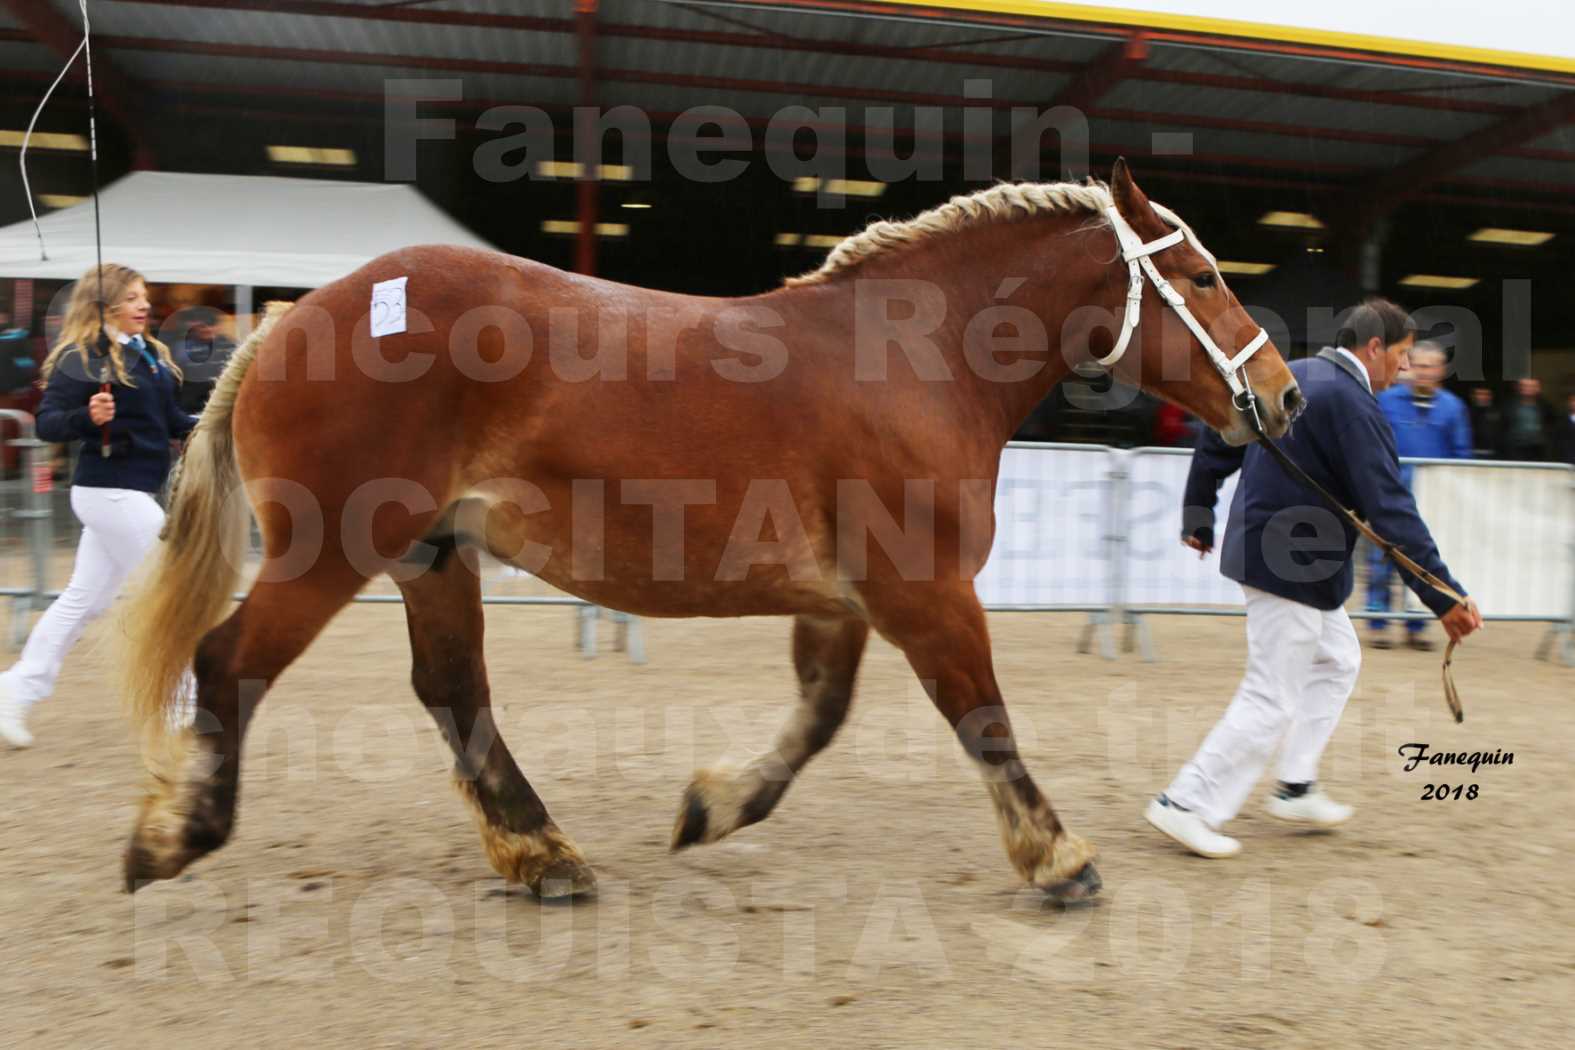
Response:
[786,180,1113,287]
[785,179,1216,287]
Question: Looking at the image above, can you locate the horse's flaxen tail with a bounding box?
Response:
[120,301,291,736]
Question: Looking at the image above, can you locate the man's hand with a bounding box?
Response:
[1182,535,1211,559]
[88,391,115,426]
[1440,597,1483,643]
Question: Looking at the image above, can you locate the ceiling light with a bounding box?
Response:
[1216,261,1275,276]
[1258,211,1325,230]
[620,201,652,209]
[540,220,628,237]
[0,130,89,151]
[1399,274,1478,290]
[791,177,886,197]
[1468,227,1553,247]
[827,179,885,197]
[38,193,85,209]
[267,145,356,166]
[536,161,633,181]
[803,234,844,249]
[774,233,802,247]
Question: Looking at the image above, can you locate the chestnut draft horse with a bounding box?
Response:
[121,161,1300,902]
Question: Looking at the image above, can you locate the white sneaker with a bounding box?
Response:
[0,678,33,749]
[1266,788,1353,828]
[1145,796,1241,858]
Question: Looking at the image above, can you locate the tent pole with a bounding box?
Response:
[234,284,253,342]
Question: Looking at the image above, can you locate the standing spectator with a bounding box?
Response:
[0,309,35,393]
[1501,377,1557,461]
[1466,386,1502,459]
[171,307,235,414]
[1367,342,1471,650]
[1556,390,1575,467]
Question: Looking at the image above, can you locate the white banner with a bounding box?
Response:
[977,444,1573,620]
[976,445,1245,609]
[975,446,1113,607]
[1409,463,1574,619]
[1123,449,1246,608]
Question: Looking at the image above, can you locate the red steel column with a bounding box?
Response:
[575,0,598,276]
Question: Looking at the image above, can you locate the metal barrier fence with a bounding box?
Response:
[983,441,1575,665]
[0,412,644,661]
[0,425,1569,667]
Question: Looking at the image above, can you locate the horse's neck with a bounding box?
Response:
[791,218,1096,446]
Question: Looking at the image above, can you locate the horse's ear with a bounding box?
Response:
[1110,157,1155,225]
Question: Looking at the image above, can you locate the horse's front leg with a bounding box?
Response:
[865,581,1101,901]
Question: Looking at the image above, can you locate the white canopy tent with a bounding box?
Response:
[0,171,497,288]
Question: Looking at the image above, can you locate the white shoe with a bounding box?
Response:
[1266,788,1353,828]
[1145,796,1240,858]
[0,679,33,749]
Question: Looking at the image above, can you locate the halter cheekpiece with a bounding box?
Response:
[1094,205,1272,431]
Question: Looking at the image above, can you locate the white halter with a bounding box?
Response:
[1094,205,1270,409]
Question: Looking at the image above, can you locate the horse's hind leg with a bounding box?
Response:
[124,566,365,890]
[399,541,594,898]
[866,582,1100,902]
[672,614,868,849]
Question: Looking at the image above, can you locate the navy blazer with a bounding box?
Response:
[1181,349,1465,616]
[37,341,197,493]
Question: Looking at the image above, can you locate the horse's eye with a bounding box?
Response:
[1194,272,1218,289]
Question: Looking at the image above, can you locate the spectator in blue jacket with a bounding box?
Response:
[0,264,197,748]
[1146,298,1481,861]
[1367,341,1472,650]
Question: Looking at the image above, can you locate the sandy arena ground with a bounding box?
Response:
[0,584,1570,1049]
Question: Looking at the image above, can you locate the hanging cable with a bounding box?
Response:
[18,37,86,261]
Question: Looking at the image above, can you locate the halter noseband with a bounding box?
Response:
[1094,205,1272,432]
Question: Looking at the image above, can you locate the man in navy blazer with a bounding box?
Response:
[1146,298,1483,859]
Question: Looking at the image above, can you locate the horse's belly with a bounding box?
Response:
[465,484,853,620]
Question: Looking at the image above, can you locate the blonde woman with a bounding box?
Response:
[0,264,196,747]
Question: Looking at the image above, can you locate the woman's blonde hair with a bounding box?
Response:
[40,263,181,386]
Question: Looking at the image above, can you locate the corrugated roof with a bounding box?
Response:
[0,0,1568,212]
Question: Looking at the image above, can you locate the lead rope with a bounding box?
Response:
[1239,390,1466,722]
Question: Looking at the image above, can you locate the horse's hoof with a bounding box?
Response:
[530,858,597,899]
[1043,862,1102,904]
[670,786,709,851]
[123,845,154,894]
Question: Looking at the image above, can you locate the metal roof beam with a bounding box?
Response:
[95,1,1531,117]
[1050,33,1148,112]
[0,0,154,166]
[1357,91,1575,224]
[103,0,1081,74]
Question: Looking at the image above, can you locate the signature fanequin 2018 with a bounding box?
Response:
[1398,743,1515,801]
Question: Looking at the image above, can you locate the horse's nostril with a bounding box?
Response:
[1281,384,1305,418]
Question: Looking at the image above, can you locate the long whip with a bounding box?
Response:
[17,2,113,456]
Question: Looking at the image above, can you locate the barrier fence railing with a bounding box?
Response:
[0,410,50,648]
[1,427,1570,667]
[979,441,1575,665]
